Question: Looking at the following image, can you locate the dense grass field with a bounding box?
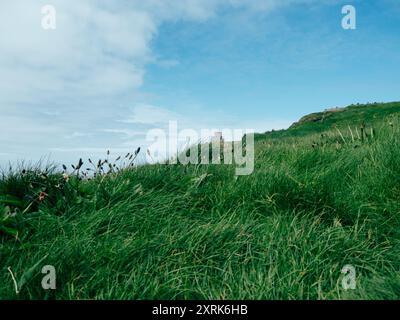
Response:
[1,102,400,300]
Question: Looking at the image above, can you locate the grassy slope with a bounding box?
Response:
[1,102,400,299]
[255,101,400,140]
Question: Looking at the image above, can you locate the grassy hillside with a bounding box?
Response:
[255,101,400,141]
[1,102,400,299]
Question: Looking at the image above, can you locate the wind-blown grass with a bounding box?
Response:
[1,103,400,299]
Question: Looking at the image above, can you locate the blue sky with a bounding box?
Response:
[1,0,400,167]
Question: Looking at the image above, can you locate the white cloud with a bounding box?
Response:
[0,0,325,107]
[0,1,154,106]
[103,129,145,138]
[121,104,183,125]
[0,0,322,167]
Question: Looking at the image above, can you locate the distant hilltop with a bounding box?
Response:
[289,101,400,130]
[255,101,400,141]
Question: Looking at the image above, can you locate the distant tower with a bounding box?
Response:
[213,131,224,143]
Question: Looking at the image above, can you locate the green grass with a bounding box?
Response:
[1,102,400,300]
[255,101,400,140]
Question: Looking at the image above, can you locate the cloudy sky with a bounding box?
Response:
[1,0,399,167]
